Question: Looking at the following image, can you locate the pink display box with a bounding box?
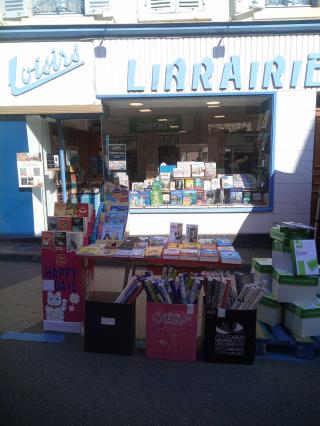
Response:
[146,302,198,362]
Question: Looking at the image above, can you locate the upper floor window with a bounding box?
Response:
[1,0,110,18]
[32,0,83,15]
[146,0,203,13]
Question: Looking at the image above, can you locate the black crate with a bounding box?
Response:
[84,291,135,355]
[203,307,257,365]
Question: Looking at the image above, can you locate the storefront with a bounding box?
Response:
[0,23,319,237]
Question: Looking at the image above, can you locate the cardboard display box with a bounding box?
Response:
[84,291,135,355]
[257,294,283,327]
[272,268,318,304]
[146,302,198,362]
[203,307,257,365]
[284,302,320,337]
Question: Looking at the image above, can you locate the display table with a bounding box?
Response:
[77,253,249,289]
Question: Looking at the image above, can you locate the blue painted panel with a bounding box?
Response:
[0,120,34,235]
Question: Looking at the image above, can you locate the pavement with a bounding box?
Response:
[1,258,320,425]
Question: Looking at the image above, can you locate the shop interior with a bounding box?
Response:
[46,94,272,209]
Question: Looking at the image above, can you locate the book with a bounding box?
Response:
[132,182,144,191]
[220,175,234,189]
[186,224,198,243]
[47,216,58,231]
[200,243,217,250]
[191,162,205,177]
[211,178,221,190]
[217,245,235,252]
[58,216,73,231]
[184,179,194,190]
[54,231,66,248]
[42,231,54,248]
[199,248,219,262]
[54,202,66,217]
[183,190,197,206]
[219,250,242,264]
[227,188,243,204]
[115,249,133,257]
[151,188,163,206]
[133,241,148,249]
[290,239,319,276]
[179,248,200,261]
[203,179,212,191]
[216,238,233,246]
[144,246,163,258]
[204,162,217,178]
[193,177,203,190]
[196,190,205,206]
[119,240,135,250]
[149,236,168,247]
[101,223,124,240]
[163,248,180,259]
[175,179,184,190]
[162,192,171,205]
[65,200,78,217]
[168,222,183,243]
[129,248,145,258]
[173,168,184,178]
[77,203,89,218]
[78,243,105,255]
[66,232,84,253]
[170,190,183,206]
[72,217,88,233]
[167,242,181,248]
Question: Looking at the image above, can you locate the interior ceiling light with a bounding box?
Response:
[206,101,221,105]
[139,109,152,112]
[157,118,168,122]
[208,105,221,108]
[179,130,187,133]
[129,102,144,106]
[169,125,179,128]
[214,115,226,118]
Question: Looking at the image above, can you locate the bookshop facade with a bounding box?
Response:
[0,24,319,237]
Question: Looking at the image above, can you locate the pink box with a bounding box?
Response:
[146,302,198,362]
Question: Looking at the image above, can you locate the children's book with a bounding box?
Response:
[219,250,242,264]
[66,232,84,253]
[54,231,66,248]
[199,249,219,262]
[204,162,217,178]
[54,202,66,217]
[144,246,163,258]
[170,190,183,206]
[65,200,78,217]
[191,162,205,177]
[162,192,171,205]
[129,248,145,258]
[163,248,180,259]
[58,216,73,231]
[42,231,54,248]
[175,179,184,190]
[168,222,183,243]
[101,223,124,240]
[220,175,234,189]
[186,224,198,243]
[184,179,194,190]
[77,203,89,218]
[179,248,200,261]
[47,216,58,231]
[183,190,197,206]
[72,217,88,233]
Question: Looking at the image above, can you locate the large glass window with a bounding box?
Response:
[103,94,273,210]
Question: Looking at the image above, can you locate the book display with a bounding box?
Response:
[127,160,268,209]
[41,201,95,333]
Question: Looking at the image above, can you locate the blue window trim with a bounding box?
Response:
[101,91,276,214]
[1,20,320,41]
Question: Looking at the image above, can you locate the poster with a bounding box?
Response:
[16,152,43,188]
[108,144,126,171]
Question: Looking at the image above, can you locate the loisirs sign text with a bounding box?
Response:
[127,54,320,93]
[9,44,84,96]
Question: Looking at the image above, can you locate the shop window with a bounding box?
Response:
[105,94,273,211]
[32,0,84,15]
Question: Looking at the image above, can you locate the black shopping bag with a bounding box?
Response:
[203,308,257,365]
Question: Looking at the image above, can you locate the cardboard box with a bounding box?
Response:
[257,294,283,327]
[203,307,257,365]
[272,240,294,274]
[251,257,273,292]
[290,239,319,276]
[146,302,198,362]
[284,302,320,337]
[272,268,318,304]
[84,291,135,355]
